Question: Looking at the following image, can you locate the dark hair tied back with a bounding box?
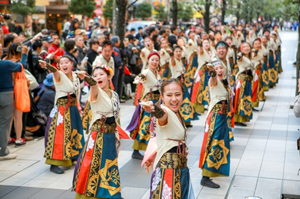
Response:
[160,78,184,95]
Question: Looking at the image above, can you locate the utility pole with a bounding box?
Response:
[113,0,116,35]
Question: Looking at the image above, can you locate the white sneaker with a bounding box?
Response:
[0,154,17,160]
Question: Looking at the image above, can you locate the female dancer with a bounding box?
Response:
[140,37,157,71]
[142,78,195,198]
[159,38,172,80]
[199,60,232,189]
[252,39,265,109]
[126,52,161,159]
[42,55,85,174]
[234,42,254,126]
[170,45,198,125]
[72,65,122,199]
[261,36,270,91]
[191,39,213,114]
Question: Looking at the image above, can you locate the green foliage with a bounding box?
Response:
[10,0,36,16]
[154,4,165,20]
[68,0,96,18]
[181,5,193,21]
[226,0,287,22]
[103,0,113,21]
[136,2,152,20]
[171,2,193,21]
[282,0,299,20]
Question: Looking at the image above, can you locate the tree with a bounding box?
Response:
[103,0,113,22]
[10,0,35,17]
[68,0,96,18]
[154,4,166,20]
[182,5,193,21]
[221,0,227,24]
[172,0,178,26]
[136,2,151,20]
[177,3,193,22]
[193,0,212,32]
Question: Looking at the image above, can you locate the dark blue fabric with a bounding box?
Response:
[36,86,55,117]
[0,60,22,92]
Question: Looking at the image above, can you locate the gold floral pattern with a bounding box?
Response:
[240,95,252,117]
[206,139,229,170]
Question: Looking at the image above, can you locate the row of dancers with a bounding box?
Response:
[40,25,282,198]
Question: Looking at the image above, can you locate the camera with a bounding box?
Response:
[0,13,11,20]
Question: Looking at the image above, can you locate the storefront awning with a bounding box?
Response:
[46,5,68,15]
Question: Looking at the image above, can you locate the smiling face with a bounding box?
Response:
[261,36,267,45]
[203,40,210,51]
[161,82,183,112]
[216,46,227,59]
[253,40,261,50]
[93,68,110,89]
[160,39,168,49]
[241,42,251,55]
[59,57,73,74]
[177,38,184,47]
[214,64,225,80]
[225,39,232,47]
[174,48,182,59]
[148,54,160,71]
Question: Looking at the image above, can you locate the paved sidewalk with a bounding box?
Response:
[0,31,300,199]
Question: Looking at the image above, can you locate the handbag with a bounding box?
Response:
[14,65,31,112]
[24,69,39,90]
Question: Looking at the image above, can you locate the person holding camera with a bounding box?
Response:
[48,33,65,69]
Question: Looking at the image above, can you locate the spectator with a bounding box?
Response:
[127,34,139,75]
[8,20,15,33]
[135,26,143,40]
[62,18,70,40]
[2,34,15,58]
[27,40,48,97]
[64,39,79,71]
[75,35,86,65]
[18,32,27,42]
[91,24,101,39]
[68,18,80,39]
[0,60,22,160]
[36,73,55,117]
[14,21,23,35]
[93,40,114,75]
[85,38,99,75]
[111,36,124,100]
[153,34,160,51]
[40,36,53,60]
[6,43,29,146]
[130,28,136,35]
[168,25,178,47]
[48,33,64,68]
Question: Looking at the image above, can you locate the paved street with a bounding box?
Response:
[0,31,299,199]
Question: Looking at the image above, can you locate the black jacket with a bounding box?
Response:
[28,51,48,83]
[86,49,98,75]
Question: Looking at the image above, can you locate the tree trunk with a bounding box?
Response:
[204,0,211,33]
[296,0,300,95]
[221,0,226,25]
[249,9,253,23]
[236,1,240,25]
[116,0,128,48]
[172,0,178,26]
